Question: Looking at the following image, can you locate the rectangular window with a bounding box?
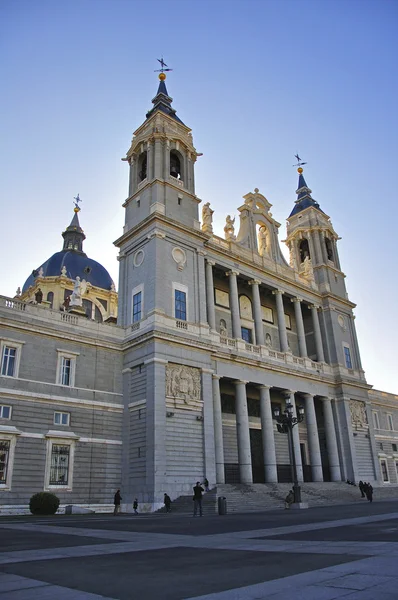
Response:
[175,290,187,321]
[1,346,16,377]
[49,445,70,485]
[132,291,142,323]
[380,459,389,482]
[60,357,72,386]
[387,414,394,431]
[284,314,291,330]
[344,345,352,369]
[54,412,70,426]
[373,412,380,430]
[0,405,11,419]
[0,440,10,483]
[261,306,273,323]
[241,327,252,343]
[392,443,397,452]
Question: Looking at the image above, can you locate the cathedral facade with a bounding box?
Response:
[1,74,397,513]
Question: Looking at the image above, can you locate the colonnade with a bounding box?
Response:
[212,375,342,485]
[205,261,326,361]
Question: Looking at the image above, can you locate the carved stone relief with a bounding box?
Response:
[349,400,368,429]
[165,363,202,409]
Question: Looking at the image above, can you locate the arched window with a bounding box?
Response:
[299,239,310,263]
[170,151,181,179]
[138,152,147,182]
[325,237,333,261]
[46,291,54,308]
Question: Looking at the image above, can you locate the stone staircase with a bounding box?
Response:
[156,483,398,515]
[216,482,398,513]
[156,488,218,515]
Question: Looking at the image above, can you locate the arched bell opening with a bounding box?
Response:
[170,150,182,180]
[325,237,334,261]
[138,152,147,182]
[299,239,310,263]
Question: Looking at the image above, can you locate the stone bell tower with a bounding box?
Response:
[122,71,201,233]
[285,167,345,298]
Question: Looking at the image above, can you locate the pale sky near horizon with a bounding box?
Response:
[1,0,397,393]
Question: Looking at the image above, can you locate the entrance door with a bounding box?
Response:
[250,429,265,483]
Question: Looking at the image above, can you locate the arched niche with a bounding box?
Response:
[299,238,310,263]
[138,151,147,182]
[325,237,334,261]
[256,222,271,256]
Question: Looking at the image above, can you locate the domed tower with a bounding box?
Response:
[19,205,117,322]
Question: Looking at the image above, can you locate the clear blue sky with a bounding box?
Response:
[1,0,397,393]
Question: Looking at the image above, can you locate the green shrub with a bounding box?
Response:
[29,492,60,515]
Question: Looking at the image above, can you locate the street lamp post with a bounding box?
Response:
[273,398,305,504]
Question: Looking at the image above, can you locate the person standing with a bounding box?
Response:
[193,481,204,517]
[164,493,172,513]
[365,483,373,503]
[359,481,365,498]
[114,489,122,516]
[133,498,138,514]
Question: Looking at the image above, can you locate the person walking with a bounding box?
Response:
[193,481,204,517]
[133,498,138,514]
[164,493,172,513]
[203,478,209,492]
[365,483,373,503]
[113,489,122,516]
[285,489,294,509]
[359,481,365,498]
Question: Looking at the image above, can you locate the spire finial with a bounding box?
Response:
[73,194,82,213]
[293,154,307,174]
[154,57,173,81]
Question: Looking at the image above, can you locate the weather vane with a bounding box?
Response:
[154,57,172,75]
[73,194,82,211]
[293,154,307,168]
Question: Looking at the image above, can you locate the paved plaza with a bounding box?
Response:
[1,501,398,599]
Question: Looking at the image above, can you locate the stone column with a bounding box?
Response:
[285,390,303,482]
[202,368,216,486]
[129,156,136,197]
[291,297,307,357]
[212,375,225,483]
[302,393,323,481]
[307,233,317,265]
[227,270,241,339]
[332,239,341,270]
[147,140,153,181]
[164,139,170,181]
[322,396,342,481]
[273,289,289,352]
[310,304,325,362]
[313,229,323,264]
[197,250,207,326]
[205,260,216,330]
[249,279,264,346]
[320,231,329,264]
[259,385,277,482]
[235,380,253,483]
[154,138,162,179]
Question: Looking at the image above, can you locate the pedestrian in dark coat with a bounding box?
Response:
[114,489,122,515]
[164,493,172,513]
[365,483,373,502]
[133,498,138,514]
[193,482,204,517]
[359,480,365,498]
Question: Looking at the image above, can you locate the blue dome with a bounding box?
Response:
[22,250,114,293]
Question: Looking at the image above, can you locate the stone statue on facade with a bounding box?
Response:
[38,267,44,278]
[224,215,236,241]
[15,287,21,297]
[201,202,214,234]
[302,256,314,281]
[258,225,269,256]
[61,266,67,277]
[35,288,43,304]
[70,276,85,307]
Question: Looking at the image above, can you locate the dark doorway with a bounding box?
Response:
[250,429,265,483]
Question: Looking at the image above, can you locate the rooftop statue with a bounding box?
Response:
[201,202,214,234]
[224,215,236,241]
